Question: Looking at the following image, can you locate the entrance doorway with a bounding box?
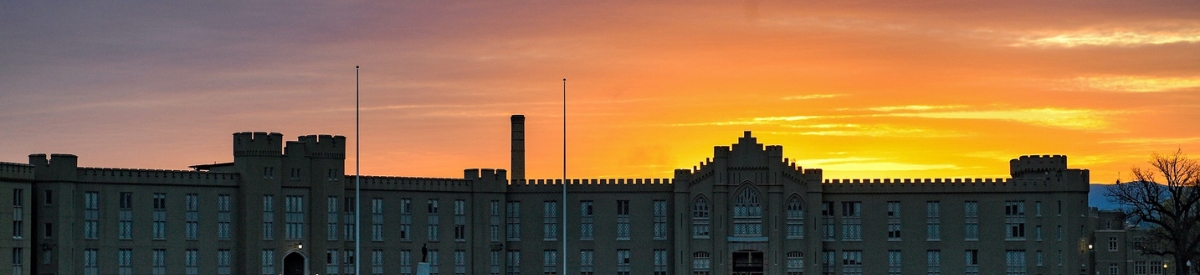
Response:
[732,250,764,275]
[283,252,306,275]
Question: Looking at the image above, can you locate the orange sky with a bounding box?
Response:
[2,1,1199,183]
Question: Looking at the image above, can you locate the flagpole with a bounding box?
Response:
[561,78,567,275]
[355,65,361,275]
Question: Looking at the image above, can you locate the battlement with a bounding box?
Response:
[350,175,474,192]
[1010,154,1068,177]
[823,178,1011,185]
[76,167,239,186]
[510,178,673,185]
[233,132,283,157]
[0,162,34,181]
[287,134,347,159]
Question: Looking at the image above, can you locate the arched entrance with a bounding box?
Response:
[732,250,764,275]
[284,252,306,275]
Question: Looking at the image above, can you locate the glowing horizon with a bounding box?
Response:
[2,1,1198,183]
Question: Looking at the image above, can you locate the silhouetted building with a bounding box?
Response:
[0,115,1139,275]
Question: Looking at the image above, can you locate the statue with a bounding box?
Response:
[421,243,428,262]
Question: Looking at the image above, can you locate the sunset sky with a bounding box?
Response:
[3,1,1199,183]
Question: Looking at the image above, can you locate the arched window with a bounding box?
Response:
[693,252,711,275]
[692,197,710,239]
[787,196,804,239]
[733,187,762,237]
[786,251,804,275]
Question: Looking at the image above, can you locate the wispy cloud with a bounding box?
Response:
[884,108,1112,131]
[782,94,844,100]
[1014,29,1200,48]
[1073,76,1200,93]
[1100,137,1200,145]
[774,124,968,138]
[802,157,959,171]
[842,105,969,112]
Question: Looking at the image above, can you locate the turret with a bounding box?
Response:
[1009,155,1068,178]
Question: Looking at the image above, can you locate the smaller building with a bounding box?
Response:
[1091,210,1170,275]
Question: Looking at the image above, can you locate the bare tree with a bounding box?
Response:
[1108,149,1200,275]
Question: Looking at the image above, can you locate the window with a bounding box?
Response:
[821,250,835,275]
[218,249,231,275]
[1134,261,1147,275]
[119,192,132,240]
[580,200,594,240]
[185,249,198,275]
[1036,225,1043,241]
[11,189,22,239]
[328,250,341,275]
[616,249,631,275]
[1109,236,1119,251]
[787,251,805,275]
[1005,200,1026,240]
[430,250,440,275]
[84,191,98,239]
[1150,261,1163,275]
[544,201,558,241]
[491,200,501,242]
[822,202,835,240]
[263,195,274,240]
[653,250,668,275]
[887,201,901,241]
[344,249,357,275]
[787,197,805,239]
[506,250,520,275]
[328,169,340,181]
[1110,263,1119,275]
[887,250,902,275]
[965,250,979,275]
[543,250,558,275]
[490,251,501,275]
[286,195,304,240]
[1035,201,1042,217]
[926,201,940,241]
[693,251,711,275]
[1057,225,1063,241]
[84,249,98,275]
[455,200,466,242]
[1006,250,1026,275]
[43,248,51,265]
[263,166,275,179]
[344,197,356,240]
[12,248,22,275]
[329,196,339,241]
[186,194,199,240]
[1036,250,1043,266]
[964,201,979,241]
[507,201,521,241]
[373,250,386,275]
[692,197,710,239]
[153,193,167,240]
[262,249,275,275]
[118,249,132,275]
[926,250,941,275]
[372,198,384,241]
[580,250,595,275]
[653,200,667,240]
[428,199,440,241]
[218,194,231,240]
[152,249,166,275]
[733,188,763,237]
[400,250,412,275]
[43,190,51,205]
[616,200,630,240]
[454,250,465,275]
[841,201,862,241]
[400,198,412,241]
[289,168,301,180]
[41,223,50,239]
[842,250,863,275]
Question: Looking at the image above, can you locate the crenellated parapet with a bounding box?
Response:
[76,167,239,186]
[819,176,1091,194]
[1010,154,1068,178]
[508,178,674,193]
[233,132,283,157]
[348,175,474,192]
[0,162,35,181]
[288,134,346,159]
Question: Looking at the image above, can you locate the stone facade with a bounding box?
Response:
[0,116,1157,275]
